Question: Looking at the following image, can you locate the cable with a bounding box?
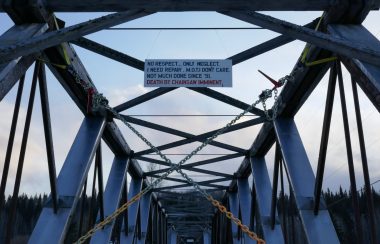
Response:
[326,178,380,208]
[126,114,258,117]
[147,153,238,155]
[106,27,264,30]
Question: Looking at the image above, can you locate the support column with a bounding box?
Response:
[251,157,284,243]
[90,156,130,243]
[169,228,177,244]
[274,118,339,244]
[228,192,240,244]
[137,192,152,244]
[203,228,211,244]
[29,117,106,244]
[120,178,143,243]
[237,178,254,244]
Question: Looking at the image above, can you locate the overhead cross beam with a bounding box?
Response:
[2,0,379,12]
[139,153,242,168]
[122,115,247,153]
[0,11,153,64]
[228,20,317,65]
[146,166,233,178]
[135,117,265,156]
[0,23,47,101]
[72,37,145,70]
[148,175,230,185]
[223,11,380,67]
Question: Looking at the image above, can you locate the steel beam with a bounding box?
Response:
[38,63,58,213]
[237,178,254,244]
[120,178,143,243]
[0,11,152,64]
[0,75,24,214]
[96,144,105,221]
[223,11,380,67]
[229,20,316,65]
[136,117,264,156]
[137,192,152,244]
[228,192,240,244]
[203,229,211,244]
[351,77,377,244]
[250,157,284,244]
[0,23,47,100]
[153,183,227,191]
[90,156,130,243]
[29,117,106,244]
[41,34,145,179]
[2,0,379,12]
[137,153,242,169]
[314,64,337,213]
[123,115,246,153]
[227,43,332,193]
[169,229,177,244]
[72,37,145,71]
[147,167,232,178]
[115,87,177,112]
[336,61,362,242]
[328,25,380,113]
[274,118,339,244]
[6,62,39,243]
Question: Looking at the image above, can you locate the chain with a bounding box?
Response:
[207,195,265,244]
[68,64,290,244]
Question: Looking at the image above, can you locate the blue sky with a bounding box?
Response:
[0,10,380,196]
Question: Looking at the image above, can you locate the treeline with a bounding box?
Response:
[276,187,380,244]
[0,189,380,243]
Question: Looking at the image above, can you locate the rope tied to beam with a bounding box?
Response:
[300,13,337,67]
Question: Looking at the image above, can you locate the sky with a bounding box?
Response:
[0,10,380,197]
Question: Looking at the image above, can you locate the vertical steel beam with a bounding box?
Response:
[228,192,240,244]
[5,62,39,243]
[161,212,165,244]
[77,178,88,240]
[38,63,58,213]
[123,181,128,236]
[96,143,105,222]
[87,158,98,230]
[0,75,24,214]
[237,178,254,244]
[217,211,222,244]
[336,62,362,242]
[137,192,152,244]
[203,228,211,244]
[152,202,158,244]
[169,228,177,244]
[279,161,288,243]
[352,77,377,244]
[270,145,281,229]
[29,116,106,244]
[314,64,337,214]
[250,157,285,244]
[120,178,143,243]
[274,118,339,244]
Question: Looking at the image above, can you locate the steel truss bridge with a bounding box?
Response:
[0,0,380,243]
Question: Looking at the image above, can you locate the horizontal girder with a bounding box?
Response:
[3,0,378,12]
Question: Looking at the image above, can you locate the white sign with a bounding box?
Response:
[144,59,232,87]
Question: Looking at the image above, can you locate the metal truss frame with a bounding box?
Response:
[0,0,380,243]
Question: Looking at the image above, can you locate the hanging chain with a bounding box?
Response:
[68,63,293,244]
